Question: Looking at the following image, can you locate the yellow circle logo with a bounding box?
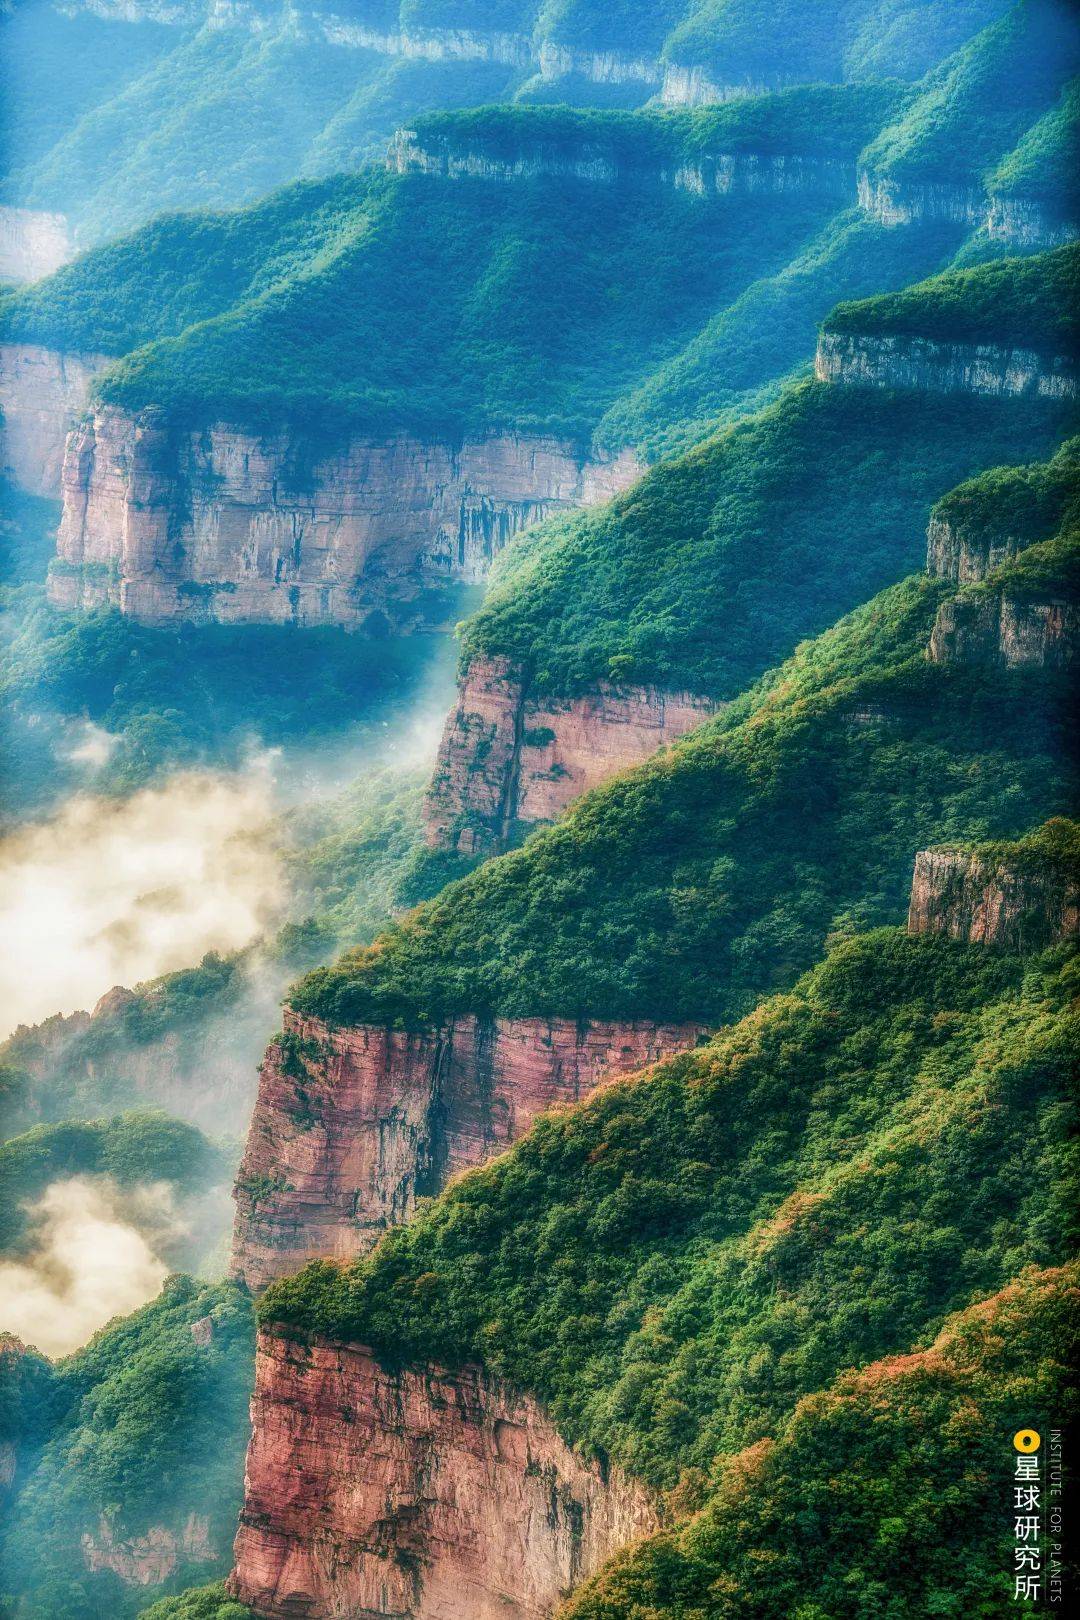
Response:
[1014,1429,1041,1453]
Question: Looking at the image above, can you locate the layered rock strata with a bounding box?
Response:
[423,655,718,855]
[388,131,854,199]
[815,331,1078,399]
[51,408,640,625]
[0,208,74,284]
[908,847,1080,948]
[927,590,1078,668]
[229,1331,658,1620]
[233,1008,706,1290]
[0,344,110,495]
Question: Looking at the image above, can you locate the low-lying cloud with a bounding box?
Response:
[0,1177,175,1357]
[0,769,285,1037]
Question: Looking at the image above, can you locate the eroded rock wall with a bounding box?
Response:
[81,1513,216,1588]
[51,408,640,625]
[230,1330,658,1620]
[927,591,1078,668]
[925,514,1023,583]
[908,847,1080,948]
[388,132,854,199]
[423,655,718,856]
[815,331,1078,399]
[0,345,110,496]
[233,1007,706,1290]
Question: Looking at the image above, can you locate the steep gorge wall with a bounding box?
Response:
[423,655,718,856]
[858,171,1077,251]
[815,330,1078,400]
[229,1329,658,1620]
[51,407,640,626]
[233,1006,706,1290]
[908,847,1080,947]
[0,344,111,495]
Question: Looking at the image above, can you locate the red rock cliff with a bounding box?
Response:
[423,655,719,855]
[50,407,640,626]
[229,1328,658,1620]
[232,1008,706,1290]
[907,848,1080,948]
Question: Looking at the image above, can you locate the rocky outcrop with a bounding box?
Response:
[925,514,1024,583]
[81,1512,216,1586]
[815,330,1078,400]
[0,208,75,284]
[388,130,854,200]
[0,344,111,495]
[986,195,1078,251]
[908,847,1080,948]
[232,1007,706,1290]
[538,40,661,88]
[927,590,1079,668]
[423,655,718,856]
[660,63,774,106]
[229,1329,658,1620]
[856,171,985,229]
[50,407,640,625]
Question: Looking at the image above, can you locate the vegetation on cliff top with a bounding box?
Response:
[266,926,1078,1502]
[930,433,1079,549]
[859,0,1080,191]
[291,534,1077,1031]
[464,373,1073,700]
[825,239,1080,350]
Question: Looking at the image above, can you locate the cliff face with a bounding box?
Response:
[423,655,718,856]
[927,590,1079,668]
[987,195,1078,251]
[908,847,1080,948]
[925,514,1022,583]
[388,132,854,200]
[229,1329,658,1620]
[659,63,775,106]
[233,1007,706,1290]
[51,408,640,626]
[0,208,74,284]
[856,171,985,228]
[0,345,110,496]
[81,1513,216,1587]
[815,330,1078,400]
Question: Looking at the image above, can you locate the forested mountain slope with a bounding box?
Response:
[1,0,1017,253]
[249,823,1079,1615]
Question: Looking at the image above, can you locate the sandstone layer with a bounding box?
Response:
[0,207,74,284]
[908,847,1080,948]
[230,1330,658,1620]
[423,655,718,856]
[233,1007,706,1290]
[815,330,1078,399]
[52,408,640,625]
[0,344,110,495]
[856,171,985,228]
[927,591,1078,668]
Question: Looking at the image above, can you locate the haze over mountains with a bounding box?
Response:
[0,3,1077,1618]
